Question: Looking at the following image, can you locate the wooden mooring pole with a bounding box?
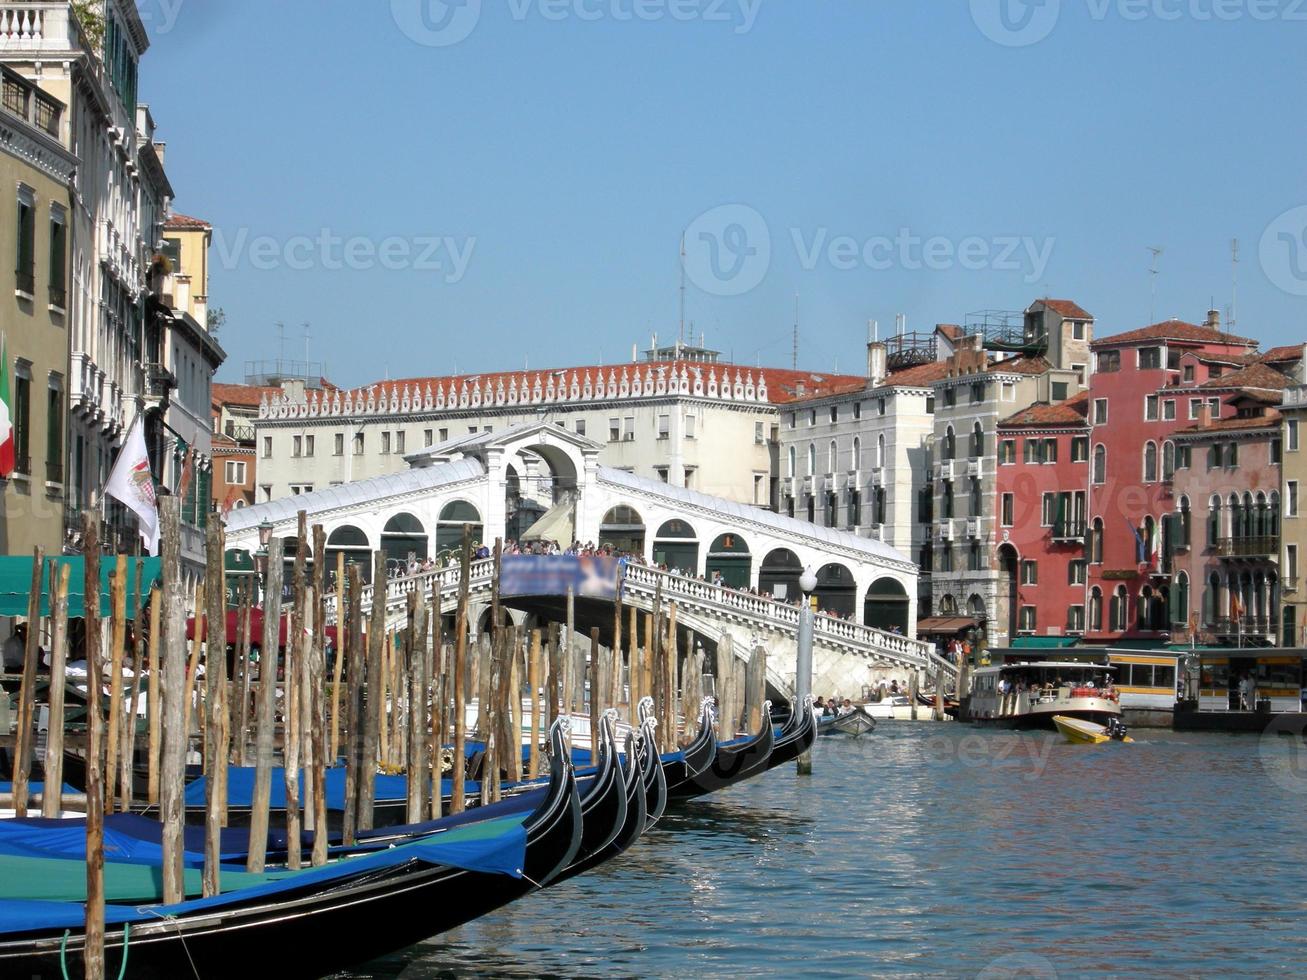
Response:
[82,518,105,980]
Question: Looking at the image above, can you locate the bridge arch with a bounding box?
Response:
[706,532,751,588]
[436,500,484,557]
[653,518,699,574]
[814,562,857,619]
[599,504,646,555]
[327,525,372,583]
[864,577,909,633]
[759,547,803,601]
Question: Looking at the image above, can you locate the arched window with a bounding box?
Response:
[1243,492,1255,541]
[1229,493,1242,540]
[788,446,797,478]
[599,505,645,554]
[1205,571,1221,625]
[807,443,816,476]
[326,525,372,583]
[1138,585,1154,629]
[940,594,959,615]
[1270,491,1281,537]
[1090,518,1104,564]
[382,513,428,568]
[1141,516,1156,564]
[1143,441,1158,483]
[653,519,699,574]
[944,426,956,460]
[1207,495,1221,548]
[706,533,751,588]
[436,500,484,556]
[853,436,862,471]
[1089,586,1103,631]
[1110,585,1128,632]
[829,440,838,475]
[1162,440,1176,482]
[877,434,886,470]
[1173,571,1190,628]
[1092,444,1106,485]
[1255,492,1268,538]
[1178,496,1191,547]
[972,422,985,459]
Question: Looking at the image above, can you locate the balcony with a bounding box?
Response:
[937,460,955,481]
[1282,577,1299,595]
[1050,520,1087,542]
[44,459,61,485]
[1216,536,1279,560]
[14,267,33,297]
[966,459,982,478]
[965,518,982,539]
[1211,616,1275,638]
[47,283,64,311]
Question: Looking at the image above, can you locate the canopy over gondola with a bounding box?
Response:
[185,608,338,648]
[0,556,161,618]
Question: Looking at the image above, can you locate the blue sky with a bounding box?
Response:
[139,0,1307,386]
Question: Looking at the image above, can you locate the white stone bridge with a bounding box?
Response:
[226,422,958,699]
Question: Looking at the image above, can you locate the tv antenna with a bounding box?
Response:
[1147,247,1164,323]
[792,294,799,370]
[1229,238,1239,329]
[678,231,687,349]
[302,322,312,364]
[275,321,287,362]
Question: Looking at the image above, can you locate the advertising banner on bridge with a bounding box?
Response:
[499,555,622,600]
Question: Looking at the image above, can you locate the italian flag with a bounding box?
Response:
[0,335,12,478]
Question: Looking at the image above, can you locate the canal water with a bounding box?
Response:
[350,725,1307,978]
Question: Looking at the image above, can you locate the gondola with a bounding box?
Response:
[763,696,817,767]
[666,701,775,801]
[652,696,718,794]
[817,704,877,737]
[638,708,668,826]
[0,719,586,980]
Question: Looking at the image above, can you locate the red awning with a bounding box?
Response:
[186,608,337,648]
[915,616,980,634]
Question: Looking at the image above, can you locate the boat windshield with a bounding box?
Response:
[999,663,1115,697]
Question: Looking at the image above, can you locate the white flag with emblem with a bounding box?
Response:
[103,417,160,555]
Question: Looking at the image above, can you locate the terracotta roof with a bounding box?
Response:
[1198,362,1293,392]
[360,363,867,408]
[935,324,963,341]
[164,212,210,231]
[878,360,953,388]
[1037,298,1093,320]
[1173,409,1282,435]
[986,355,1051,376]
[999,391,1090,428]
[1258,345,1304,365]
[1091,318,1258,349]
[212,382,277,407]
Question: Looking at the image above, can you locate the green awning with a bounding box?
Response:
[1010,637,1081,649]
[1106,639,1173,650]
[0,556,162,619]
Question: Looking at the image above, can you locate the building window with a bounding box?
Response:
[1021,560,1038,585]
[1138,347,1161,370]
[1051,381,1069,402]
[938,546,953,573]
[925,396,935,414]
[656,467,669,483]
[942,480,954,519]
[424,429,434,447]
[1272,438,1282,465]
[262,436,272,459]
[829,406,838,423]
[1069,560,1087,586]
[1110,586,1128,632]
[1024,439,1039,464]
[1288,481,1299,518]
[1289,544,1299,584]
[438,427,448,442]
[381,432,391,455]
[353,433,364,455]
[1018,606,1037,633]
[1208,397,1220,418]
[754,421,765,444]
[1043,439,1058,463]
[809,410,817,425]
[685,415,695,439]
[944,387,956,408]
[971,382,986,404]
[334,433,344,456]
[289,484,313,495]
[48,208,67,310]
[305,435,315,457]
[1092,445,1106,484]
[1067,605,1085,632]
[260,485,272,503]
[623,416,635,440]
[1073,363,1086,386]
[1143,441,1158,482]
[1163,400,1176,421]
[1145,395,1159,421]
[395,431,405,454]
[45,381,62,483]
[999,439,1016,465]
[1002,383,1016,402]
[1089,588,1103,630]
[292,436,302,457]
[225,460,246,484]
[1177,444,1191,469]
[1094,399,1108,425]
[1071,436,1089,463]
[1189,399,1202,420]
[1183,364,1195,382]
[1072,321,1086,340]
[1090,518,1104,564]
[853,402,863,420]
[1098,350,1120,373]
[15,185,35,296]
[1289,420,1300,452]
[787,413,796,429]
[1001,493,1014,526]
[878,398,887,416]
[1041,493,1055,527]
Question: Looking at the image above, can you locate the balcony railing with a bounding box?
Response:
[1216,536,1279,559]
[12,454,29,477]
[1211,616,1275,636]
[45,459,61,485]
[47,283,64,310]
[1050,520,1087,541]
[14,268,33,296]
[1283,577,1299,594]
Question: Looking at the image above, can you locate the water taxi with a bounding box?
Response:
[1052,715,1133,744]
[967,661,1122,729]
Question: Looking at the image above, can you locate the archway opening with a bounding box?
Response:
[706,532,751,588]
[997,543,1018,642]
[326,525,372,584]
[759,548,803,602]
[864,577,909,633]
[814,563,856,619]
[653,519,699,574]
[436,501,483,559]
[383,513,428,571]
[599,505,646,555]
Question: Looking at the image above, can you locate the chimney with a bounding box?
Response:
[867,341,887,386]
[795,381,806,398]
[1205,309,1221,331]
[1195,402,1212,429]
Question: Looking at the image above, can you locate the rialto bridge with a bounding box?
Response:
[225,422,958,698]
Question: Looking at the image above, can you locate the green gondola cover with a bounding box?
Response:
[0,556,162,618]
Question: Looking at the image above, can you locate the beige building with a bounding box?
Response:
[0,65,77,556]
[1279,360,1307,646]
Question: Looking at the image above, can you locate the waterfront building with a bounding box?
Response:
[211,382,273,515]
[0,64,77,556]
[1085,312,1261,645]
[1279,364,1307,646]
[252,341,863,513]
[993,392,1091,642]
[929,299,1093,649]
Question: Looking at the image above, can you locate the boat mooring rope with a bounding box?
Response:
[60,923,133,980]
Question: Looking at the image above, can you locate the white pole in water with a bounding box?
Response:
[796,567,818,775]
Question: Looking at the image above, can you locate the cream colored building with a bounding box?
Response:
[0,64,77,556]
[1279,361,1307,646]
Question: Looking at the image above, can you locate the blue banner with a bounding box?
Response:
[499,555,622,599]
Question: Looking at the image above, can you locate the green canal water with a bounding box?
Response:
[351,725,1307,978]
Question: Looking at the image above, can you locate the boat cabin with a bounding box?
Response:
[969,661,1122,727]
[1194,651,1305,713]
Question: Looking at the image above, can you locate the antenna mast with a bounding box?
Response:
[1230,238,1240,329]
[792,294,799,371]
[1147,247,1164,323]
[678,231,686,350]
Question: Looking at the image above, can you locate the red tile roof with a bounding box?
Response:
[1198,362,1293,391]
[999,391,1090,428]
[1036,298,1093,320]
[877,360,954,388]
[935,324,964,341]
[1258,344,1304,365]
[212,382,277,407]
[164,212,210,231]
[986,355,1051,376]
[1174,409,1282,435]
[1091,318,1258,349]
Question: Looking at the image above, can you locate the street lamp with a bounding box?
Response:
[796,567,818,775]
[254,520,274,603]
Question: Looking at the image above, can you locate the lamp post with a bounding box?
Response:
[796,567,818,775]
[254,520,273,606]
